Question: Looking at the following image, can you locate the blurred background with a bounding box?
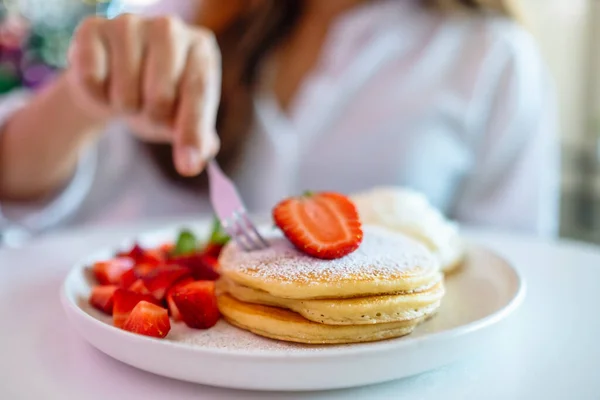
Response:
[0,0,598,243]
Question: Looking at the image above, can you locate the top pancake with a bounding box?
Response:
[219,225,440,300]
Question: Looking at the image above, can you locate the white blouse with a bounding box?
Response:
[0,0,559,242]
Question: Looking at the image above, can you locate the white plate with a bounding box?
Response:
[60,221,525,391]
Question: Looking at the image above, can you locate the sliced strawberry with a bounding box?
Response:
[122,301,171,338]
[128,279,150,295]
[119,244,163,266]
[159,243,175,256]
[272,191,363,260]
[112,289,162,328]
[202,242,224,259]
[171,281,220,329]
[118,268,138,288]
[133,263,159,279]
[92,257,135,285]
[141,265,191,300]
[166,277,195,321]
[118,244,145,262]
[89,285,118,315]
[169,254,219,281]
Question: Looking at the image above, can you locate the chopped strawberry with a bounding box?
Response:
[159,243,175,255]
[201,255,219,271]
[202,242,224,259]
[273,191,363,259]
[92,257,135,285]
[119,244,163,266]
[118,268,138,288]
[112,289,162,328]
[165,277,194,321]
[133,263,159,279]
[169,254,219,281]
[128,279,150,295]
[122,301,171,338]
[171,281,220,329]
[118,244,145,262]
[89,285,118,315]
[141,265,191,300]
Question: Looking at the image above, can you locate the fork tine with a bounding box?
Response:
[221,220,252,252]
[207,160,269,252]
[240,212,269,248]
[233,211,266,251]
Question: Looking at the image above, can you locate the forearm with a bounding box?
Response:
[0,74,107,200]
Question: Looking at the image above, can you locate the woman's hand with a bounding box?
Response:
[66,14,221,176]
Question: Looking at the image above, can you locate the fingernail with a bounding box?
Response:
[176,145,202,176]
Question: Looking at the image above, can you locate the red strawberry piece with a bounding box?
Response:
[145,248,166,263]
[171,281,220,329]
[122,301,171,338]
[159,243,175,254]
[166,277,195,321]
[119,244,163,266]
[133,263,159,279]
[112,289,162,328]
[202,242,224,259]
[118,268,138,288]
[201,255,219,271]
[169,254,219,281]
[89,285,118,315]
[118,244,145,262]
[141,265,191,300]
[272,191,363,260]
[128,279,150,295]
[92,257,135,285]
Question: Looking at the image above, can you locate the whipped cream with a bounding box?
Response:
[350,187,463,270]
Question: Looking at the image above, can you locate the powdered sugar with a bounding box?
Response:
[220,226,438,283]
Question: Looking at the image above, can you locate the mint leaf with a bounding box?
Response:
[173,229,198,256]
[209,217,230,245]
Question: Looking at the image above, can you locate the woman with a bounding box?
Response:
[0,0,558,239]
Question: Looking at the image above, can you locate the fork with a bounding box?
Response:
[207,160,269,251]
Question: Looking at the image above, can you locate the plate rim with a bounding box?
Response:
[61,223,526,360]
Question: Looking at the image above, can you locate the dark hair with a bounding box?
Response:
[146,0,517,188]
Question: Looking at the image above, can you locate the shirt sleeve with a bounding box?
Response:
[0,90,97,239]
[452,26,560,237]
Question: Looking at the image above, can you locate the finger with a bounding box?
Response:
[173,30,222,176]
[101,14,144,114]
[142,16,188,126]
[68,17,109,104]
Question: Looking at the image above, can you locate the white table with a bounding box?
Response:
[1,220,600,400]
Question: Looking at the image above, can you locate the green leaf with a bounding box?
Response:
[209,217,230,245]
[173,229,198,256]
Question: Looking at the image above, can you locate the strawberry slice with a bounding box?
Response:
[128,279,150,295]
[141,265,191,300]
[122,301,171,338]
[89,285,118,315]
[92,257,135,285]
[272,191,363,259]
[119,244,163,266]
[112,289,162,328]
[133,263,159,279]
[166,277,195,321]
[118,268,138,288]
[171,281,220,329]
[202,242,224,259]
[169,254,219,281]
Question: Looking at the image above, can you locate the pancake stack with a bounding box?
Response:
[217,226,445,344]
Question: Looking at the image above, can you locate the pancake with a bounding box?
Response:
[351,186,465,273]
[218,294,429,344]
[218,278,444,325]
[219,226,441,300]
